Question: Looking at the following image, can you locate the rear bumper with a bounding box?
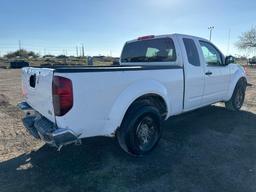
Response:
[247,82,253,87]
[17,102,79,148]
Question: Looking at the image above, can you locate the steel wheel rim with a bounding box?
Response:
[235,87,244,108]
[136,116,159,152]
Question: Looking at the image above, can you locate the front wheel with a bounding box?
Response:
[225,79,246,111]
[117,100,162,156]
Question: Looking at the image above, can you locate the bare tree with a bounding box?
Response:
[236,27,256,53]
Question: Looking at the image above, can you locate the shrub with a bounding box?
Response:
[4,49,39,59]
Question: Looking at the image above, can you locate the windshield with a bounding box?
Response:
[121,38,177,63]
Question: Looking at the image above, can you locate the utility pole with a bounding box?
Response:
[227,28,231,55]
[19,40,22,50]
[82,44,85,57]
[76,46,78,57]
[208,26,215,41]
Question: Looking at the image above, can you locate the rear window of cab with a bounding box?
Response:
[121,38,177,63]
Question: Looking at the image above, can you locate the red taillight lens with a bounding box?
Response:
[137,35,155,41]
[52,76,73,116]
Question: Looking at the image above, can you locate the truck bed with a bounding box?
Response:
[38,64,183,73]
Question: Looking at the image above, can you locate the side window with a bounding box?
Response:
[183,38,200,66]
[199,41,223,66]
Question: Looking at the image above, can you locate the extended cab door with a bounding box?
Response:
[179,37,205,110]
[198,41,230,105]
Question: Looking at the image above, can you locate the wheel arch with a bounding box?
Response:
[125,93,168,119]
[103,80,170,135]
[226,69,247,101]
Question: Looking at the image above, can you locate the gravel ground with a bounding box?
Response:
[0,68,255,192]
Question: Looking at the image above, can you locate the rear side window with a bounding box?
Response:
[183,38,200,66]
[121,38,176,63]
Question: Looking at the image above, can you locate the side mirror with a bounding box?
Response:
[225,55,235,65]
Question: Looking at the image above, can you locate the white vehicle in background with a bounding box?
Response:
[18,34,248,156]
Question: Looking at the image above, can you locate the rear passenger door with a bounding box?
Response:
[181,38,205,110]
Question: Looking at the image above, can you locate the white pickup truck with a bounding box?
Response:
[18,34,248,156]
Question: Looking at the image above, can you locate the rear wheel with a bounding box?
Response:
[225,79,246,111]
[117,100,162,156]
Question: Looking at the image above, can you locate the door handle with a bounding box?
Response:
[205,71,213,76]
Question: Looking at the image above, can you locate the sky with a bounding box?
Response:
[0,0,255,57]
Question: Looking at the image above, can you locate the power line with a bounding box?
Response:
[0,43,83,49]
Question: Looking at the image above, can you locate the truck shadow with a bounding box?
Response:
[1,105,256,192]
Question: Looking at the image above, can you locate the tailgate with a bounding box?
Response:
[22,67,55,122]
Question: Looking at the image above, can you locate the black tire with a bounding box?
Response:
[117,100,162,156]
[225,79,246,111]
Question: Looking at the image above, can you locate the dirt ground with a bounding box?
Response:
[0,68,255,192]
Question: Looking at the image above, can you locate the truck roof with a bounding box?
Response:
[126,33,209,44]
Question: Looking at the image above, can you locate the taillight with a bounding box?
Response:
[52,76,73,116]
[137,35,155,41]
